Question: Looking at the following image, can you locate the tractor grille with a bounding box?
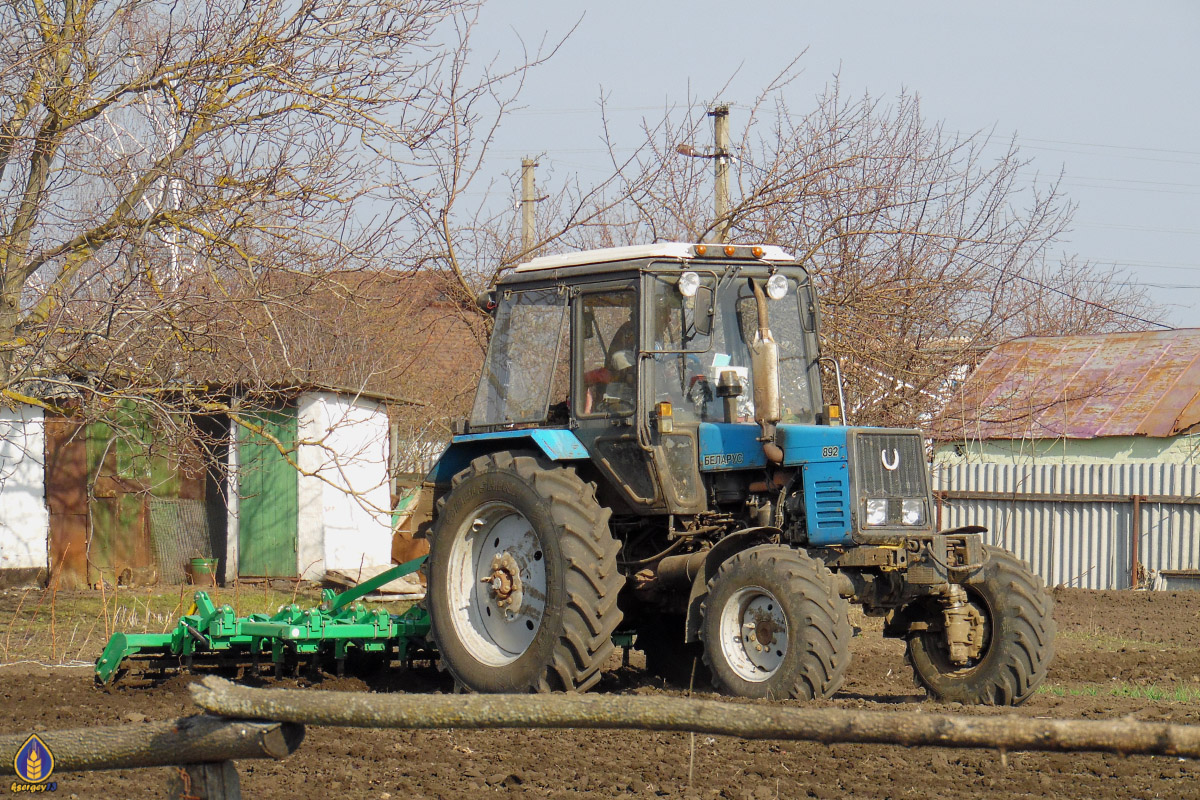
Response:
[852,431,927,498]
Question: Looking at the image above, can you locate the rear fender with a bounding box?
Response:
[682,526,781,643]
[425,429,589,486]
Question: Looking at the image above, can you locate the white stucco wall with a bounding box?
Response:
[224,423,240,585]
[0,405,49,572]
[297,393,392,580]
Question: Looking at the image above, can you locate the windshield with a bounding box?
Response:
[646,270,819,425]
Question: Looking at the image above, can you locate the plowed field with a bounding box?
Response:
[4,587,1200,799]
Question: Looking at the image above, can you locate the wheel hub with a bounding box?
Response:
[749,609,778,647]
[483,552,524,611]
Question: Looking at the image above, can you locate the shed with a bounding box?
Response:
[929,329,1200,590]
[226,390,393,583]
[31,389,396,588]
[0,404,49,587]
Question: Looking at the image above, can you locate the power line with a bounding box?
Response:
[1072,222,1200,236]
[1015,172,1200,192]
[1009,143,1200,168]
[954,251,1172,331]
[1016,136,1200,159]
[1084,259,1200,272]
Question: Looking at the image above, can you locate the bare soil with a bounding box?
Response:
[4,587,1200,799]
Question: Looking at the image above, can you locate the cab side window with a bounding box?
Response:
[577,290,636,417]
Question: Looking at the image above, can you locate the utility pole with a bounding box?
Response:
[710,105,730,244]
[521,157,538,256]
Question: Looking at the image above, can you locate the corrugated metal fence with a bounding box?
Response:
[932,463,1200,590]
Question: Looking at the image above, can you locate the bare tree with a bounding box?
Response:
[509,74,1157,429]
[0,0,571,588]
[0,0,549,412]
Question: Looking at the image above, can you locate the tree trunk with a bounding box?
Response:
[192,675,1200,759]
[0,715,303,774]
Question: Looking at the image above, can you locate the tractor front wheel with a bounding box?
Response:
[426,451,623,692]
[904,545,1055,705]
[700,544,851,700]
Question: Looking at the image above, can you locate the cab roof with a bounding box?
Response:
[512,243,796,273]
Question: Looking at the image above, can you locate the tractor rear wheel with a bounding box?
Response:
[426,451,623,692]
[905,545,1055,705]
[700,544,851,700]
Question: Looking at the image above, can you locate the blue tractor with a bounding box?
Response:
[421,243,1054,704]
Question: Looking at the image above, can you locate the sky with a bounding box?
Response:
[471,1,1200,329]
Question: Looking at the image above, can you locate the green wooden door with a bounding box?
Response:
[237,407,298,577]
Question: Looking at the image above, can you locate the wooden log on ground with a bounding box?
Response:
[193,675,1200,759]
[0,715,304,774]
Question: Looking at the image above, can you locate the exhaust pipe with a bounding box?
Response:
[748,280,783,463]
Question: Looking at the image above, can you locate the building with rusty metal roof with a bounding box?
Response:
[931,329,1200,465]
[928,330,1200,592]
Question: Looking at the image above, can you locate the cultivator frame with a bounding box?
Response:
[95,557,432,685]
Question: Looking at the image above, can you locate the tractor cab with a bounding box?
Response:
[461,243,825,517]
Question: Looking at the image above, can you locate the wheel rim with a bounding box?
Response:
[445,501,548,666]
[717,585,789,682]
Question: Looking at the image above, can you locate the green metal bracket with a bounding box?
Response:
[330,555,426,612]
[95,632,175,684]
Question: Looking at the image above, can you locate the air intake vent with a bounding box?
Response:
[853,431,927,498]
[811,478,847,529]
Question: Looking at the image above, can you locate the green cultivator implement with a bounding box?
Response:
[95,557,432,685]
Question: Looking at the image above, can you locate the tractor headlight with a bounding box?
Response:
[866,499,888,526]
[678,271,701,297]
[766,273,788,300]
[902,499,925,526]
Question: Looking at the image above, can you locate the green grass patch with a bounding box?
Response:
[1037,682,1200,702]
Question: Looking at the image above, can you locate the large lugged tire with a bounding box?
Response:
[700,544,851,700]
[426,451,623,692]
[905,545,1055,706]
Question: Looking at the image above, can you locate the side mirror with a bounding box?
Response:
[693,285,715,336]
[475,289,497,315]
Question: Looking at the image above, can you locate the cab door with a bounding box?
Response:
[641,270,708,515]
[571,282,664,512]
